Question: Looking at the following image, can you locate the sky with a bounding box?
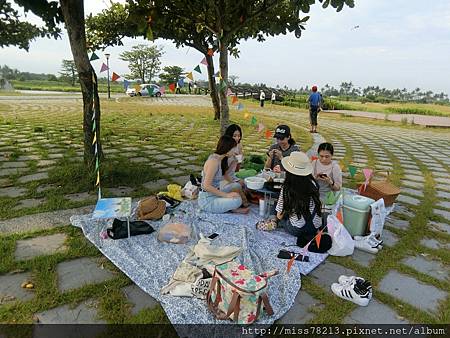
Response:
[1,0,450,94]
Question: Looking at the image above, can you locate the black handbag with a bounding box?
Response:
[107,218,155,240]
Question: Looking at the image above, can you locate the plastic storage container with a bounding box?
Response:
[342,194,375,236]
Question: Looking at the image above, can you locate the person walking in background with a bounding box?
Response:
[259,90,266,107]
[188,82,192,94]
[176,81,181,94]
[193,82,198,94]
[308,85,323,133]
[271,91,276,104]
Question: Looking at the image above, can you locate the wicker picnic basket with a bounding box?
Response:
[358,171,400,207]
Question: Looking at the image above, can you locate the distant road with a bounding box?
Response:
[323,109,450,128]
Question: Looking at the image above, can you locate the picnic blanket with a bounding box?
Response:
[70,200,328,327]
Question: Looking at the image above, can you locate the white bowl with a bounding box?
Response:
[245,176,266,190]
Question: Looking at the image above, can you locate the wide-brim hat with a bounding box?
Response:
[281,151,313,176]
[138,196,166,220]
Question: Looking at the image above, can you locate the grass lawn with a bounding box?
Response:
[0,95,448,325]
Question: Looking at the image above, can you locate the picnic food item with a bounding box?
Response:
[242,155,265,172]
[256,218,277,231]
[235,169,257,179]
[244,176,265,190]
[137,196,166,220]
[207,260,278,324]
[158,222,191,244]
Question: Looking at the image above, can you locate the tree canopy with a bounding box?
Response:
[159,66,184,85]
[119,44,164,84]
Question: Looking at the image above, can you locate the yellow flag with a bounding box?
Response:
[244,113,249,119]
[186,72,194,81]
[96,171,100,186]
[134,84,141,92]
[92,132,97,145]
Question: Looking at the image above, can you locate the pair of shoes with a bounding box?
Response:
[331,275,372,306]
[354,233,382,254]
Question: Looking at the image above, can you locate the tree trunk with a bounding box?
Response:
[205,54,220,120]
[218,41,229,135]
[60,0,102,168]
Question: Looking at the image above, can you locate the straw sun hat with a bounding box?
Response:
[138,196,166,220]
[281,151,313,176]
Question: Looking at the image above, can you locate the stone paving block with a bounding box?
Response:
[393,205,415,219]
[142,179,169,191]
[35,299,106,324]
[429,221,450,235]
[436,200,450,209]
[48,153,64,159]
[0,186,27,198]
[37,159,57,167]
[420,238,450,251]
[381,229,399,247]
[164,158,188,166]
[351,249,377,266]
[385,217,410,230]
[436,191,450,200]
[397,195,421,206]
[401,255,449,281]
[163,167,185,176]
[344,299,409,324]
[57,258,115,292]
[129,157,147,163]
[434,208,450,220]
[402,180,423,189]
[18,172,49,183]
[435,184,450,192]
[277,291,323,324]
[0,178,12,188]
[309,262,355,289]
[0,167,28,176]
[153,154,171,161]
[107,186,134,197]
[1,161,28,168]
[65,192,95,202]
[401,187,424,198]
[0,272,35,304]
[13,198,45,210]
[15,233,68,261]
[171,175,190,186]
[402,174,424,183]
[378,270,447,313]
[182,164,203,173]
[122,284,158,315]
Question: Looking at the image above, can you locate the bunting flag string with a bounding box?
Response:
[251,116,257,126]
[100,63,108,73]
[200,57,208,66]
[231,95,238,104]
[265,129,272,139]
[168,83,176,92]
[111,72,120,81]
[90,52,99,61]
[257,123,265,133]
[194,65,202,74]
[348,165,357,178]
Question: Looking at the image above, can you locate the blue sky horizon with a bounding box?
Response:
[1,0,450,95]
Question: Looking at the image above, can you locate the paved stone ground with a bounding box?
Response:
[0,95,449,324]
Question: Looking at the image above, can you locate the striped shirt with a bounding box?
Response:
[276,188,322,229]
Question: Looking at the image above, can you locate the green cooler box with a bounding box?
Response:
[342,194,375,236]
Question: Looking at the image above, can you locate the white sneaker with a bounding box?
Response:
[354,233,383,248]
[331,281,372,306]
[337,276,373,299]
[338,275,365,285]
[354,238,379,254]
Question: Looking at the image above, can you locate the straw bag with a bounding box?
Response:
[207,261,278,324]
[358,171,400,206]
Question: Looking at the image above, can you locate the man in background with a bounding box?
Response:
[308,85,323,133]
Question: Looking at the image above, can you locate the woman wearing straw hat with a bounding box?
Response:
[198,135,249,214]
[275,152,323,237]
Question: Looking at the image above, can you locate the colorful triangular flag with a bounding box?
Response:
[265,129,273,139]
[257,123,265,133]
[231,95,238,104]
[348,165,357,178]
[244,112,250,119]
[123,79,129,89]
[111,72,120,81]
[194,65,202,74]
[160,86,165,95]
[186,72,194,81]
[169,83,176,92]
[251,116,257,126]
[315,231,322,248]
[90,52,99,61]
[207,48,214,56]
[178,78,184,87]
[200,57,208,66]
[134,84,141,92]
[237,103,244,111]
[219,80,227,92]
[286,254,295,273]
[226,88,233,96]
[100,63,108,72]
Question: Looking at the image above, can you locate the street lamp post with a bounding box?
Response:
[105,53,111,99]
